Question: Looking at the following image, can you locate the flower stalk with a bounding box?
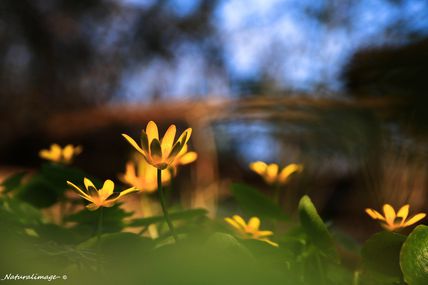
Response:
[96,207,103,272]
[157,168,178,243]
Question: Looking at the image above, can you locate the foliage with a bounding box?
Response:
[0,160,427,285]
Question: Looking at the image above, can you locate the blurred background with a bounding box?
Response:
[1,0,428,240]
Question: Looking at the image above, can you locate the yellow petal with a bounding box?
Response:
[149,138,163,159]
[39,144,62,162]
[122,134,146,155]
[383,204,396,226]
[84,178,96,191]
[249,161,267,175]
[278,164,302,184]
[167,140,185,161]
[51,144,62,158]
[232,215,247,230]
[161,125,176,158]
[397,204,410,222]
[39,150,56,161]
[177,144,188,157]
[256,230,274,237]
[259,238,279,247]
[118,187,139,198]
[62,145,75,162]
[67,181,91,201]
[404,213,426,227]
[266,164,279,184]
[174,128,192,153]
[146,121,159,144]
[365,208,385,220]
[86,203,99,211]
[99,179,115,199]
[180,128,192,146]
[225,217,242,231]
[177,151,198,165]
[248,217,260,231]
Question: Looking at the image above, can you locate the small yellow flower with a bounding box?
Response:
[67,178,138,211]
[119,157,171,193]
[122,121,192,170]
[170,144,198,174]
[249,161,303,185]
[39,144,82,164]
[365,204,426,231]
[225,215,278,247]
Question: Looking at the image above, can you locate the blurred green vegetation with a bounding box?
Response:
[1,162,428,285]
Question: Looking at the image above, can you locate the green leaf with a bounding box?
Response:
[16,175,59,208]
[78,232,153,251]
[127,208,208,227]
[298,195,338,261]
[0,171,28,193]
[35,223,80,244]
[362,231,406,278]
[40,163,89,194]
[66,204,132,234]
[0,196,42,226]
[400,225,428,285]
[205,232,254,260]
[230,183,287,220]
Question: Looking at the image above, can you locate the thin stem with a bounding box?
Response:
[157,168,178,243]
[315,253,326,285]
[96,207,103,271]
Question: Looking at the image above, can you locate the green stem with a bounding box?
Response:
[315,253,326,285]
[157,168,178,243]
[96,207,103,271]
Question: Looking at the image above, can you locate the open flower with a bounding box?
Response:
[249,161,303,185]
[122,121,192,170]
[225,215,278,247]
[119,157,171,193]
[67,178,138,211]
[39,144,82,164]
[365,204,426,231]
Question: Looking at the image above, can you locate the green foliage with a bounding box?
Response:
[230,183,288,220]
[128,208,208,227]
[2,163,428,285]
[13,163,89,208]
[0,171,28,193]
[400,225,428,285]
[298,195,338,261]
[361,231,406,284]
[66,204,132,238]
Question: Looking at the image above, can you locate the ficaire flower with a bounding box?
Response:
[119,157,171,193]
[67,178,138,211]
[225,215,278,247]
[365,204,426,231]
[39,144,82,164]
[249,161,303,185]
[122,121,192,170]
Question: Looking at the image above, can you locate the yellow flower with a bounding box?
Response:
[119,157,171,193]
[122,121,192,170]
[67,178,138,211]
[39,144,82,164]
[170,144,198,175]
[249,161,303,185]
[225,215,278,247]
[365,204,426,231]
